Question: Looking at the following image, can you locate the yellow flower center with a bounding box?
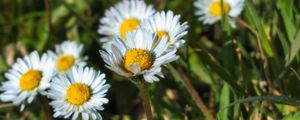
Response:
[57,55,75,72]
[20,70,42,91]
[124,48,153,72]
[66,83,91,105]
[209,1,230,16]
[120,18,140,39]
[156,30,170,41]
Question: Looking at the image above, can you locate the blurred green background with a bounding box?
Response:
[1,0,300,119]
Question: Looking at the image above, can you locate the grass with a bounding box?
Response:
[0,0,300,119]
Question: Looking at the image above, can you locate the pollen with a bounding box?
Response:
[120,18,140,39]
[156,30,170,42]
[66,83,91,105]
[209,1,230,16]
[20,70,42,91]
[57,55,75,72]
[124,48,153,72]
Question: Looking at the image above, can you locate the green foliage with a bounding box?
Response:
[0,0,300,119]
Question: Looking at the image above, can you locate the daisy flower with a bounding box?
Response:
[0,51,55,111]
[100,29,179,83]
[194,0,244,28]
[140,10,189,48]
[48,41,87,73]
[48,66,110,120]
[98,0,156,42]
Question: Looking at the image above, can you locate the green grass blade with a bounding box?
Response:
[276,0,296,42]
[226,96,300,109]
[188,48,214,85]
[217,83,230,120]
[286,30,300,66]
[244,2,274,57]
[197,50,243,95]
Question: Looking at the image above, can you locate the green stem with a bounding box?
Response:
[44,0,52,33]
[137,80,153,120]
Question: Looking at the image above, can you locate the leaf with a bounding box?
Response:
[286,30,300,66]
[283,112,300,120]
[36,18,49,52]
[226,96,300,109]
[0,56,7,81]
[187,48,214,85]
[289,67,300,81]
[52,5,69,24]
[217,83,230,120]
[276,0,296,42]
[244,2,274,57]
[61,0,98,41]
[277,29,290,56]
[196,50,244,95]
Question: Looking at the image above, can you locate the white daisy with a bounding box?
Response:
[48,41,87,73]
[48,66,110,120]
[194,0,244,28]
[100,29,179,83]
[0,51,55,111]
[140,10,189,48]
[98,0,156,42]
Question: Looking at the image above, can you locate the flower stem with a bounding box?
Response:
[44,0,52,33]
[136,80,153,120]
[38,95,52,120]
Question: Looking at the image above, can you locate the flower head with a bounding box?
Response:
[48,41,87,73]
[0,51,55,111]
[100,29,179,83]
[48,66,110,120]
[194,0,244,28]
[140,10,189,48]
[98,0,156,42]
